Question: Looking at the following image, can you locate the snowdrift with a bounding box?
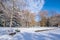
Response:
[0,27,60,40]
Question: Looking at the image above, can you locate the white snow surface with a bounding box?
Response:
[0,27,60,40]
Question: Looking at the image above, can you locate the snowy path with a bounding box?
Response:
[0,27,60,40]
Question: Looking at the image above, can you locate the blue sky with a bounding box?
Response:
[41,0,60,17]
[42,0,60,13]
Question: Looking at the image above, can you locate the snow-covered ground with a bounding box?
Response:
[0,27,60,40]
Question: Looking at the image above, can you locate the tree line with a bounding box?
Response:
[0,0,60,27]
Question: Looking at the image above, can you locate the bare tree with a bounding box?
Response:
[39,10,48,27]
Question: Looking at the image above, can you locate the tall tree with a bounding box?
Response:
[39,10,48,27]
